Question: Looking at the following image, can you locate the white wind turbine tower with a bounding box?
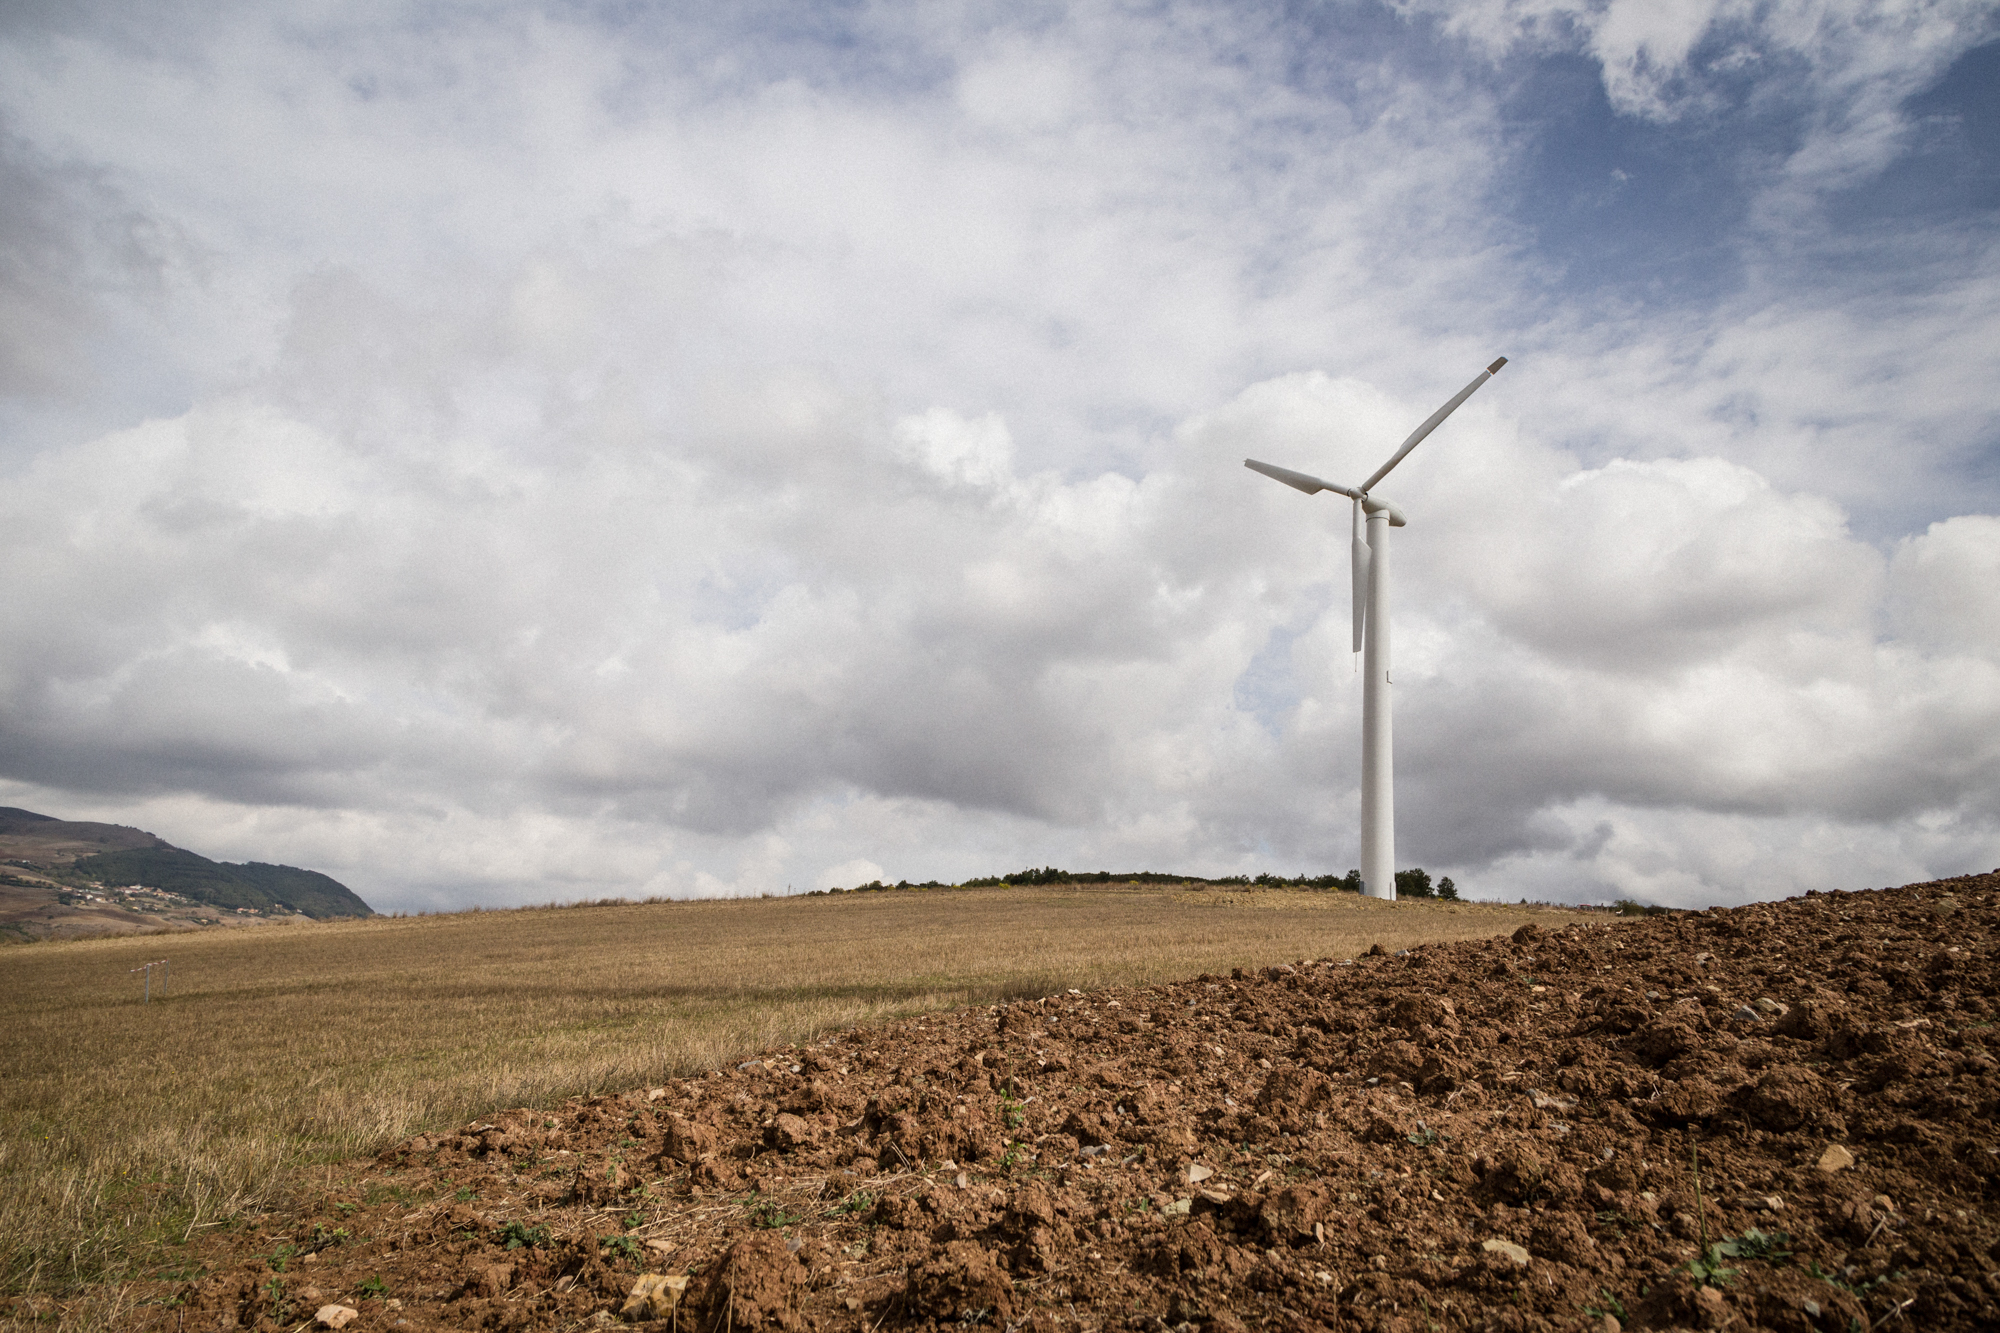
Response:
[1244,358,1507,900]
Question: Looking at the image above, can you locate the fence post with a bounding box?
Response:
[130,959,168,1003]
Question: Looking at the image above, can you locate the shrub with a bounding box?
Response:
[1395,868,1435,899]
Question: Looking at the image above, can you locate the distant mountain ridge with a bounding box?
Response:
[0,806,170,851]
[0,807,373,919]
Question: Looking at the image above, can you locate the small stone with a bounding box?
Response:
[644,1238,672,1255]
[315,1307,360,1330]
[1186,1164,1215,1184]
[1754,997,1788,1015]
[1817,1144,1856,1172]
[620,1273,689,1321]
[1594,1318,1621,1333]
[1481,1238,1531,1267]
[1732,1005,1762,1023]
[1759,1194,1785,1212]
[1164,1197,1192,1216]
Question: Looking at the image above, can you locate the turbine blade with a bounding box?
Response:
[1351,505,1370,654]
[1359,357,1508,493]
[1244,458,1361,499]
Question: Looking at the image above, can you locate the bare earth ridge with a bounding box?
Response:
[107,877,2000,1332]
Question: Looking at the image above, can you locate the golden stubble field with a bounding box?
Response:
[0,883,1591,1302]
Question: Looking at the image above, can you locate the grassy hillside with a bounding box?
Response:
[67,847,372,919]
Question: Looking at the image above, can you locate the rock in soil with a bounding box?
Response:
[124,874,2000,1331]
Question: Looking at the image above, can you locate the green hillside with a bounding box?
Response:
[70,846,373,919]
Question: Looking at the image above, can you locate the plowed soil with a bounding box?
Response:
[70,877,2000,1332]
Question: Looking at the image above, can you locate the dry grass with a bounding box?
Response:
[0,883,1590,1298]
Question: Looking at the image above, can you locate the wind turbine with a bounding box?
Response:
[1244,358,1507,900]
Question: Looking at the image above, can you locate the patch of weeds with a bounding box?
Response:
[1584,1289,1627,1321]
[831,1192,875,1217]
[261,1276,291,1324]
[622,1210,645,1230]
[333,1202,357,1217]
[1687,1231,1790,1288]
[308,1223,352,1250]
[1404,1122,1439,1148]
[600,1235,639,1260]
[497,1221,550,1251]
[748,1197,804,1230]
[267,1243,297,1273]
[362,1182,411,1208]
[1719,1229,1791,1262]
[357,1275,388,1298]
[1001,1093,1027,1131]
[1807,1260,1904,1299]
[454,1186,476,1203]
[1686,1247,1738,1287]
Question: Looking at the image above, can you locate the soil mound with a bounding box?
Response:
[105,876,2000,1330]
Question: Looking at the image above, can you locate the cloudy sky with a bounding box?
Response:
[2,1,1997,913]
